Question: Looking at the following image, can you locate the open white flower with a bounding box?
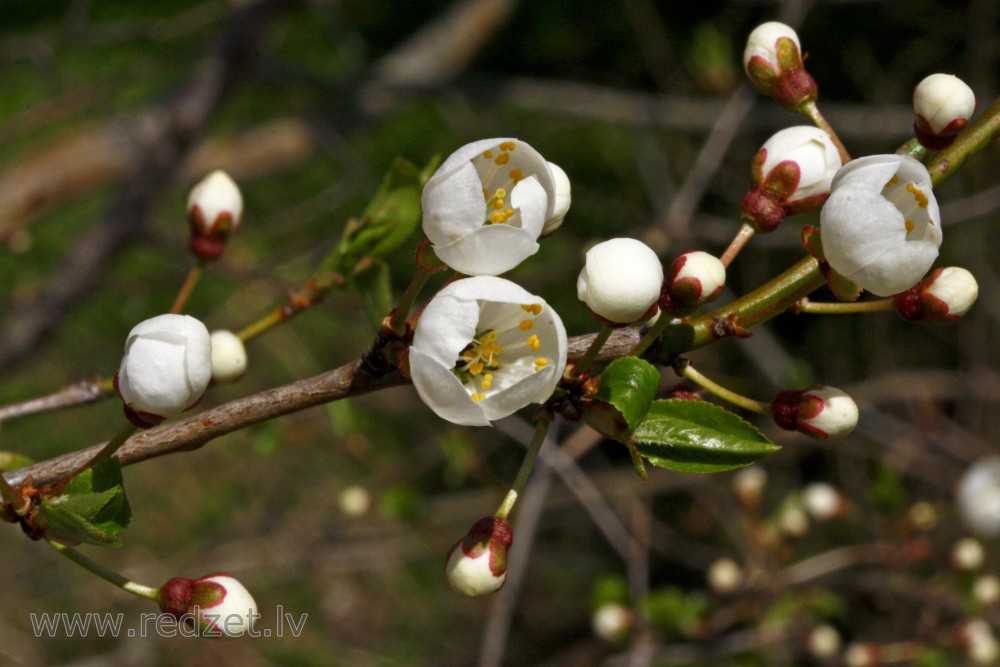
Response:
[409,276,567,426]
[421,138,557,275]
[117,314,212,424]
[577,238,663,324]
[820,155,942,296]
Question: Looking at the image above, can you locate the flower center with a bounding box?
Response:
[475,141,528,227]
[453,302,551,402]
[883,174,935,237]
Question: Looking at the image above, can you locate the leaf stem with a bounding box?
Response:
[81,423,138,471]
[495,415,552,520]
[48,540,160,601]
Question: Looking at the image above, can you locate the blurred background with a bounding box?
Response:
[2,0,1000,664]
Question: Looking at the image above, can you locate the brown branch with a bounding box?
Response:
[3,327,641,490]
[0,377,109,422]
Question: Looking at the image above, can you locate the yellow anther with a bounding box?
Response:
[520,303,542,315]
[534,358,548,370]
[471,393,486,402]
[519,319,534,331]
[481,373,493,389]
[469,361,485,375]
[884,175,899,189]
[905,220,915,234]
[906,182,929,208]
[499,141,516,151]
[527,334,540,351]
[483,150,493,159]
[482,187,489,201]
[508,168,523,182]
[495,153,511,166]
[493,198,505,210]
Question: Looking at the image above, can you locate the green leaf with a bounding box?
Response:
[318,156,430,278]
[582,357,660,442]
[36,458,131,547]
[350,257,393,331]
[634,399,779,473]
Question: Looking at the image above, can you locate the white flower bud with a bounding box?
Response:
[445,517,512,597]
[953,537,986,571]
[742,22,817,110]
[209,330,247,384]
[591,602,633,643]
[541,161,571,236]
[961,619,1000,665]
[707,558,743,594]
[802,482,844,521]
[421,138,556,275]
[844,643,880,667]
[732,465,767,509]
[974,575,1000,607]
[820,155,941,296]
[159,573,258,638]
[743,22,801,79]
[807,624,842,660]
[758,126,842,204]
[338,485,373,518]
[664,250,725,307]
[772,385,859,439]
[922,266,978,319]
[957,457,1000,538]
[913,73,976,149]
[778,503,809,538]
[410,276,567,426]
[187,171,243,259]
[117,314,212,425]
[577,238,663,324]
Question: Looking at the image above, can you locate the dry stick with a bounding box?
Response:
[4,328,641,490]
[0,377,111,422]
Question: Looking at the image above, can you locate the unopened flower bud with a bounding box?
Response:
[158,573,258,637]
[541,162,571,236]
[913,73,976,150]
[741,126,842,232]
[591,602,633,642]
[845,642,881,667]
[952,537,986,571]
[771,385,859,439]
[908,501,939,531]
[807,624,842,660]
[894,266,978,321]
[338,485,373,518]
[577,238,663,325]
[707,558,743,594]
[445,517,512,597]
[662,251,725,308]
[957,457,1000,538]
[732,465,767,510]
[802,482,845,521]
[974,575,1000,607]
[742,22,817,111]
[116,314,212,426]
[187,171,243,259]
[778,503,809,538]
[960,619,1000,665]
[209,330,247,384]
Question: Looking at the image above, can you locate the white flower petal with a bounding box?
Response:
[421,161,488,245]
[432,225,540,276]
[411,295,480,367]
[409,348,490,426]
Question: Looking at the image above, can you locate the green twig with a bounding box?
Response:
[48,540,160,601]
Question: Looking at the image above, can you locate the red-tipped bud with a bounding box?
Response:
[741,126,842,232]
[913,73,976,150]
[445,517,512,597]
[187,171,243,260]
[158,573,258,637]
[662,251,725,308]
[771,385,858,439]
[742,22,818,111]
[894,266,978,321]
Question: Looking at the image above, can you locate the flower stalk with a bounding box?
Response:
[170,260,206,315]
[48,540,160,600]
[676,360,770,415]
[795,298,894,314]
[81,423,138,471]
[799,99,851,164]
[573,324,613,376]
[495,414,552,520]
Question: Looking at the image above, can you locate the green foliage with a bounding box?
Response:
[582,356,661,442]
[641,586,707,639]
[36,459,131,547]
[634,400,779,473]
